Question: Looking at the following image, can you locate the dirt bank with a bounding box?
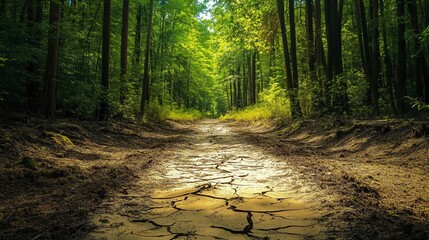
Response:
[233,118,429,239]
[0,119,183,240]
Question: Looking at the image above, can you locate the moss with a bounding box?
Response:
[45,131,74,146]
[279,121,301,133]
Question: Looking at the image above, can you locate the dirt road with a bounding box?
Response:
[90,120,331,239]
[1,118,428,239]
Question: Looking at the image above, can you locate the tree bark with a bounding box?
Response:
[314,0,326,106]
[140,0,154,117]
[99,0,111,120]
[251,50,257,105]
[289,0,299,90]
[43,0,61,119]
[0,0,6,19]
[355,0,372,107]
[380,0,397,113]
[134,4,142,66]
[237,65,242,108]
[26,0,37,114]
[324,0,349,113]
[289,0,302,116]
[396,0,407,114]
[276,0,298,118]
[369,0,380,115]
[407,0,428,103]
[120,0,129,105]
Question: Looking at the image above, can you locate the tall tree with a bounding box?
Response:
[99,0,111,120]
[369,0,381,115]
[43,0,61,119]
[119,0,129,105]
[276,0,298,118]
[396,0,407,114]
[250,50,257,105]
[407,0,429,103]
[305,0,316,89]
[26,0,41,114]
[288,0,298,90]
[140,0,154,117]
[355,0,372,107]
[134,4,142,66]
[380,0,397,113]
[314,0,326,105]
[288,0,302,116]
[324,0,349,113]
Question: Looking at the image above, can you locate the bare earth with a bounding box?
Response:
[0,118,428,239]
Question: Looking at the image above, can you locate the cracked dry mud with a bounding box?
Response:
[90,120,330,240]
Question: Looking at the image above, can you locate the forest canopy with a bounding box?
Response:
[0,0,428,120]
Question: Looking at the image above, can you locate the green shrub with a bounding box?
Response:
[167,108,204,121]
[145,101,169,122]
[221,83,292,121]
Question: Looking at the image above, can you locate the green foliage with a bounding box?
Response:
[1,0,427,120]
[221,83,291,121]
[345,70,372,117]
[220,106,272,121]
[145,101,169,122]
[167,108,203,121]
[144,101,203,122]
[259,83,291,119]
[406,97,429,111]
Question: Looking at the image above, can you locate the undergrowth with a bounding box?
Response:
[145,101,204,122]
[220,83,292,121]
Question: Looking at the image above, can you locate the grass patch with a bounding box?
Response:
[221,83,292,122]
[145,101,203,122]
[220,106,272,121]
[167,108,204,121]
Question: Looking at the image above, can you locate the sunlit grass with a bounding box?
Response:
[220,106,271,121]
[167,109,203,121]
[220,104,291,122]
[220,83,292,122]
[145,101,203,122]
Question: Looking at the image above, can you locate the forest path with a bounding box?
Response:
[90,119,330,240]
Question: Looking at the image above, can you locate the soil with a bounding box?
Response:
[0,117,428,239]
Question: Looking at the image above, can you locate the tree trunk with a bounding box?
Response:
[276,0,297,118]
[0,0,6,19]
[99,0,111,121]
[243,52,248,107]
[380,0,397,113]
[119,0,129,105]
[140,0,154,117]
[268,37,275,81]
[396,0,407,114]
[355,0,372,107]
[251,51,257,105]
[43,0,61,119]
[369,0,380,115]
[134,4,142,66]
[247,52,251,105]
[407,0,428,103]
[324,0,349,113]
[230,78,233,109]
[289,0,298,90]
[315,0,326,107]
[305,0,316,88]
[237,65,242,108]
[26,0,37,114]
